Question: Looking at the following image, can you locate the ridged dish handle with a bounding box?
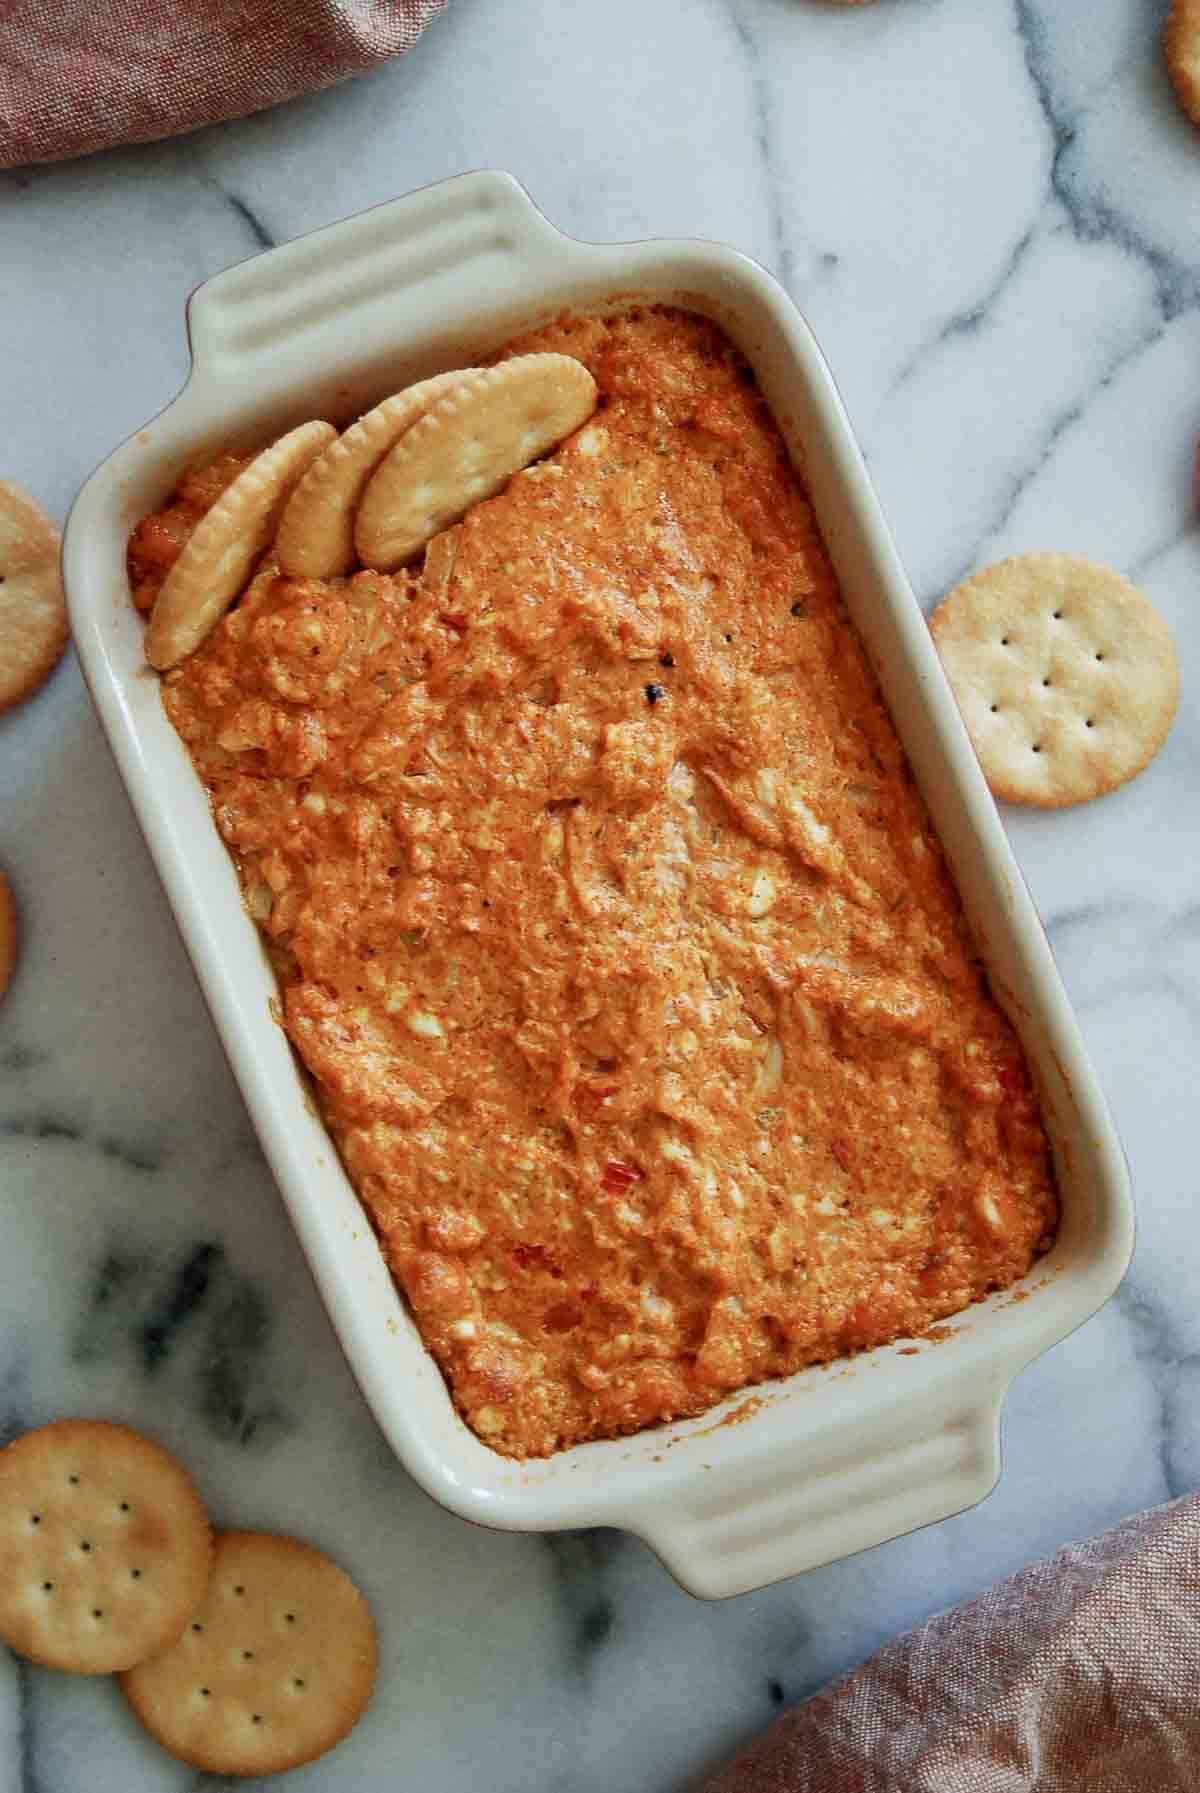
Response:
[635,1386,1006,1600]
[185,172,571,390]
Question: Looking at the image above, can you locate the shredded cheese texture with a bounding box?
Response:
[145,309,1057,1458]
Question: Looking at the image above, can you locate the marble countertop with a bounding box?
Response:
[2,1,1197,1787]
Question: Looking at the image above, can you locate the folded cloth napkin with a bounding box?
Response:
[0,0,446,172]
[704,1493,1200,1792]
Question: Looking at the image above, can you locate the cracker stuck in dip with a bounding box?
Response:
[131,309,1058,1459]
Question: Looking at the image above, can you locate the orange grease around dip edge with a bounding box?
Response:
[141,307,1058,1459]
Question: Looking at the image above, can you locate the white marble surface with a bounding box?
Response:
[1,0,1198,1786]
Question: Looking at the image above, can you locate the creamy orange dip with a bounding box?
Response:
[134,309,1057,1459]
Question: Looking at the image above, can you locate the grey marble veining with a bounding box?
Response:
[1,0,1198,1787]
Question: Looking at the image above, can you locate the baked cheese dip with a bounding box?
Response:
[130,309,1058,1459]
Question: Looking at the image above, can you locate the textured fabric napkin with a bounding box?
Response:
[705,1494,1200,1792]
[0,0,446,172]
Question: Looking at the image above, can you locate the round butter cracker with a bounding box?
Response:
[122,1529,378,1777]
[0,480,67,715]
[931,553,1180,808]
[144,420,336,671]
[276,371,479,579]
[355,353,598,570]
[1166,0,1200,126]
[0,1420,212,1674]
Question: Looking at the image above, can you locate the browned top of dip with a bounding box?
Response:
[138,307,1057,1459]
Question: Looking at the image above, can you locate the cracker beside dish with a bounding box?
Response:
[0,479,68,713]
[141,353,598,669]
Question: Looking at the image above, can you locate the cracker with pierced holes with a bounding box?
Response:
[0,480,67,714]
[0,870,17,1004]
[144,421,335,671]
[1166,0,1200,126]
[276,372,479,580]
[122,1530,377,1776]
[930,554,1180,807]
[356,354,598,570]
[0,1420,211,1674]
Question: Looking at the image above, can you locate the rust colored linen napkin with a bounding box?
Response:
[0,0,446,172]
[705,1494,1200,1792]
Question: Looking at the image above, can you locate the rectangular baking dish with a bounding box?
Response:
[64,171,1133,1599]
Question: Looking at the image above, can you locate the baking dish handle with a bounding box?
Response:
[633,1385,1006,1600]
[184,171,573,385]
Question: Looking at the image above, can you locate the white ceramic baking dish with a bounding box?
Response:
[64,171,1133,1599]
